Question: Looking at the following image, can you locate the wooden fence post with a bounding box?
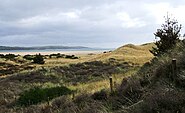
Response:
[3,93,5,99]
[172,59,177,81]
[72,92,75,100]
[109,77,113,93]
[47,97,50,105]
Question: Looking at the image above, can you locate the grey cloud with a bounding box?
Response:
[0,0,184,48]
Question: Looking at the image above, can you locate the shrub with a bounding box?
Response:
[65,55,78,59]
[23,55,34,60]
[17,86,73,106]
[33,54,45,64]
[4,54,17,60]
[0,54,4,58]
[49,53,65,58]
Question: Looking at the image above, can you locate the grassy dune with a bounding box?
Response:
[43,43,154,67]
[0,43,154,113]
[90,43,154,65]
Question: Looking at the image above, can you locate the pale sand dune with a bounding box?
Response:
[0,50,105,56]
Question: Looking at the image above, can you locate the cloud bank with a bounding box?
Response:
[0,0,185,48]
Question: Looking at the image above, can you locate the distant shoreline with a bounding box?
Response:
[0,50,111,55]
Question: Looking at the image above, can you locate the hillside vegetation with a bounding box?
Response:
[0,42,158,113]
[0,43,154,77]
[91,43,154,65]
[0,42,147,113]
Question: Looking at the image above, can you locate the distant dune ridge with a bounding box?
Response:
[91,43,154,65]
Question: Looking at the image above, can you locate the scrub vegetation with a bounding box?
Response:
[0,43,153,113]
[1,41,185,113]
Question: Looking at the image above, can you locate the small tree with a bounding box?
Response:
[33,53,45,64]
[150,15,182,56]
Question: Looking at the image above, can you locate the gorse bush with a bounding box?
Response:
[23,55,35,60]
[0,53,17,60]
[65,55,78,59]
[49,53,65,58]
[33,54,45,64]
[48,53,79,59]
[17,86,73,106]
[0,54,5,58]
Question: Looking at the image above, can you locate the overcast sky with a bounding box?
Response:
[0,0,185,48]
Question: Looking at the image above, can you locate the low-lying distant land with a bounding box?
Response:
[0,45,111,55]
[0,50,106,56]
[0,45,90,50]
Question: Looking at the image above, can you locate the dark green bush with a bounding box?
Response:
[33,54,45,64]
[65,55,78,59]
[48,53,78,59]
[0,54,4,58]
[23,55,34,60]
[17,86,73,106]
[49,53,65,58]
[2,54,17,60]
